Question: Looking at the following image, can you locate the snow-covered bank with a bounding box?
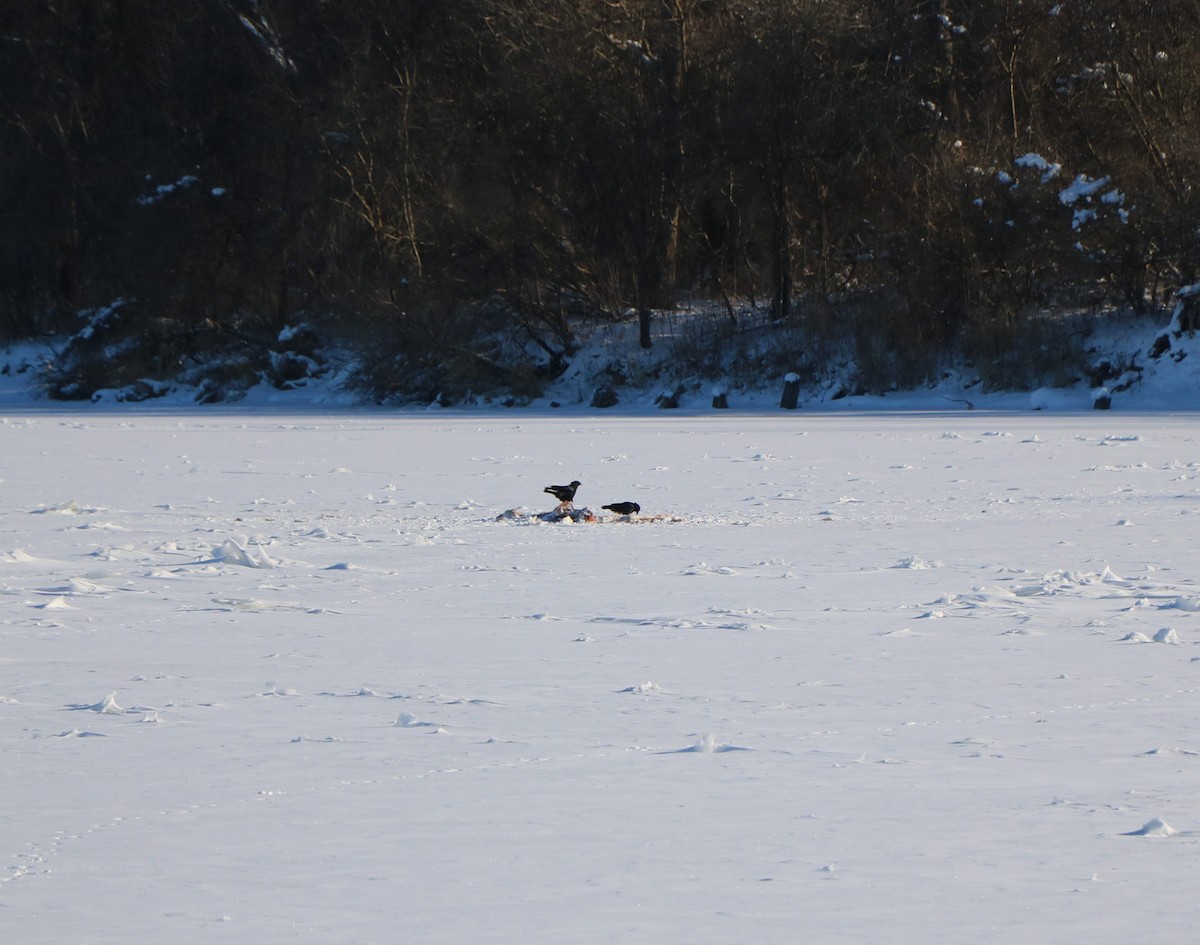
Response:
[4,412,1200,943]
[4,303,1199,414]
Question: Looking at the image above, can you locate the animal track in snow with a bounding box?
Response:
[0,731,663,893]
[1,803,220,889]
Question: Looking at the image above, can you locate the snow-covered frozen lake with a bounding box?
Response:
[4,410,1200,943]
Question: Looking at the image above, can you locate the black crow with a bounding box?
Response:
[544,480,581,504]
[602,502,640,516]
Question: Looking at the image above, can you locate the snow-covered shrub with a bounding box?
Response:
[266,324,330,390]
[43,300,172,400]
[43,301,336,403]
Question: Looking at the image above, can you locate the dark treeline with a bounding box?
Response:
[3,1,1199,401]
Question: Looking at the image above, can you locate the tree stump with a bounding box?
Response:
[591,385,618,408]
[780,373,800,410]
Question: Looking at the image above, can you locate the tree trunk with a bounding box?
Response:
[770,179,792,320]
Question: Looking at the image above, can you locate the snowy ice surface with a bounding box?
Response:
[4,405,1200,944]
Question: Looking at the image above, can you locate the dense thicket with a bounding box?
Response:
[3,1,1199,400]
